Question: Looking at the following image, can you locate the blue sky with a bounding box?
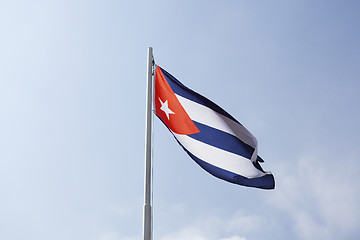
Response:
[0,1,359,240]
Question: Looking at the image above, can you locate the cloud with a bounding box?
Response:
[158,226,209,240]
[225,211,267,234]
[219,236,247,240]
[99,232,140,240]
[268,150,360,239]
[153,147,360,240]
[119,236,140,240]
[158,226,247,240]
[156,207,265,240]
[109,204,130,216]
[99,232,120,240]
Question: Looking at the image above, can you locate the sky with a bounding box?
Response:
[0,0,359,240]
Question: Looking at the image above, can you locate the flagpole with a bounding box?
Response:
[143,47,154,240]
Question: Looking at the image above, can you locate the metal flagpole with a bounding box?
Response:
[143,47,154,240]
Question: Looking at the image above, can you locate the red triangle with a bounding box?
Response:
[154,66,200,135]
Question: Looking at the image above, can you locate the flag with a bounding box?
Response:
[154,66,275,189]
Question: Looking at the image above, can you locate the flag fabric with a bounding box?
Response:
[154,66,275,189]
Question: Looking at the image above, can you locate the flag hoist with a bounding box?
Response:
[143,47,275,240]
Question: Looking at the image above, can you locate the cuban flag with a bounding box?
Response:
[154,66,275,189]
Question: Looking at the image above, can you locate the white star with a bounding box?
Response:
[159,97,175,120]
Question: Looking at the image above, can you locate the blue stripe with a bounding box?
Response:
[189,121,255,160]
[160,67,239,124]
[178,139,275,189]
[157,114,265,173]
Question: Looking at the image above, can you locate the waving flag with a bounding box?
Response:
[154,66,275,189]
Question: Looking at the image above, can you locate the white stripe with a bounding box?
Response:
[173,133,266,179]
[175,94,257,149]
